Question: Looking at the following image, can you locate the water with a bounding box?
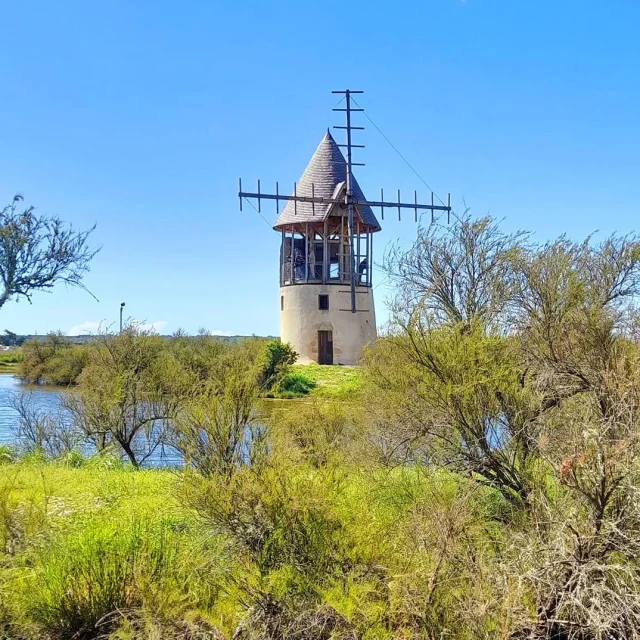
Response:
[0,373,67,446]
[0,374,182,465]
[0,374,286,467]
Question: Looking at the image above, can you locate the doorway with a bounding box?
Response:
[317,330,333,365]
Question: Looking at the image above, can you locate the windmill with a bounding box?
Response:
[238,90,451,365]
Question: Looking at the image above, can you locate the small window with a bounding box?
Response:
[318,294,329,311]
[280,295,284,311]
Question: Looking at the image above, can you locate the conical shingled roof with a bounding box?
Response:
[273,131,381,232]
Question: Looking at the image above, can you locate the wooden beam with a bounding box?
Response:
[305,223,309,282]
[280,228,285,286]
[322,220,328,284]
[238,191,451,212]
[339,215,344,284]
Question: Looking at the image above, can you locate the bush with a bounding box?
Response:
[18,333,88,385]
[275,372,315,398]
[269,401,363,467]
[260,340,297,390]
[0,445,15,465]
[187,461,361,638]
[16,517,183,638]
[0,350,22,365]
[12,392,80,459]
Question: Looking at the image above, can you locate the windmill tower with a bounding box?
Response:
[274,130,379,365]
[239,90,451,366]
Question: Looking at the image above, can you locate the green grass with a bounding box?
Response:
[0,457,514,639]
[292,363,363,398]
[0,459,227,639]
[0,349,22,373]
[271,371,317,398]
[265,364,363,399]
[0,350,23,364]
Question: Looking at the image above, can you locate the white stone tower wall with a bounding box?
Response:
[280,284,377,366]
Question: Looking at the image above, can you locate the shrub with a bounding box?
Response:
[18,334,88,386]
[260,341,297,390]
[275,372,315,398]
[191,463,344,578]
[16,517,183,639]
[269,401,362,467]
[0,445,15,465]
[11,392,80,459]
[172,383,265,480]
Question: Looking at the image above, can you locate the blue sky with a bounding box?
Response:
[1,0,640,336]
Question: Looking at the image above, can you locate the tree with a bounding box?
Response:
[0,194,98,310]
[366,214,640,636]
[64,328,180,467]
[383,214,527,332]
[368,215,538,504]
[170,338,267,478]
[362,325,542,504]
[0,330,23,346]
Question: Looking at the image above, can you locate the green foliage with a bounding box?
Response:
[64,328,183,467]
[269,401,364,467]
[0,349,22,364]
[16,333,296,398]
[0,462,226,639]
[272,371,315,398]
[183,457,514,639]
[0,455,518,639]
[363,323,543,504]
[20,518,181,638]
[171,373,265,479]
[0,445,15,464]
[260,340,298,390]
[19,333,88,385]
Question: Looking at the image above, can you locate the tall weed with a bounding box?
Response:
[15,517,183,638]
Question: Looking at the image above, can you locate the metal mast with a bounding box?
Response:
[333,89,363,313]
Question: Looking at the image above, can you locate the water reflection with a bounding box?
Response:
[0,373,67,446]
[0,374,182,465]
[0,374,290,467]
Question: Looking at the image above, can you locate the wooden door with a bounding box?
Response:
[318,330,333,365]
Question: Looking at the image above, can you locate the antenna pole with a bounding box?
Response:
[345,90,357,313]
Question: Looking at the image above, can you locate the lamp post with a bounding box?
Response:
[120,302,125,334]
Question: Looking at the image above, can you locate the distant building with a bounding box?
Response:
[274,131,380,365]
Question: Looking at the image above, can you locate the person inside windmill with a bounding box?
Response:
[358,257,368,284]
[309,241,316,279]
[293,246,305,281]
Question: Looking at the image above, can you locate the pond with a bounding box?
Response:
[0,374,182,465]
[0,374,292,466]
[0,373,67,448]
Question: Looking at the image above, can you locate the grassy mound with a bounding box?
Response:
[269,364,363,399]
